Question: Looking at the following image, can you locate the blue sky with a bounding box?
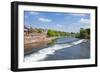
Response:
[24,11,90,33]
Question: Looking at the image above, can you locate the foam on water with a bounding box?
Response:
[25,39,85,62]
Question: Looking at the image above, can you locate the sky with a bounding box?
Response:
[24,11,90,33]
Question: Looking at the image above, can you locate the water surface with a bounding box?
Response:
[24,37,90,62]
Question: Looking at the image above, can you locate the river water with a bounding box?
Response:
[24,37,90,62]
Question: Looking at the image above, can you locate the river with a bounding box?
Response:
[24,37,90,62]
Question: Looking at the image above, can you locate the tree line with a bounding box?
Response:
[47,29,70,37]
[75,28,90,39]
[27,27,70,37]
[27,27,90,39]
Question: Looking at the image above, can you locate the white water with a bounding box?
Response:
[25,39,86,62]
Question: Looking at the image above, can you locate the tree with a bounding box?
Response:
[47,29,68,37]
[47,29,56,37]
[75,28,90,39]
[75,33,80,38]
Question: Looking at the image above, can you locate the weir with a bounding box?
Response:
[25,39,86,62]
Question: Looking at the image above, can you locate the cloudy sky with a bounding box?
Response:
[24,11,90,33]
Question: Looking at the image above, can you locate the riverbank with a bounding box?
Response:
[24,35,56,44]
[24,35,56,54]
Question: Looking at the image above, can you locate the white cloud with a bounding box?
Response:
[79,18,90,25]
[71,14,86,17]
[56,24,62,28]
[39,17,52,23]
[29,11,39,15]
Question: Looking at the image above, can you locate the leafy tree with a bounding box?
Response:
[47,29,56,37]
[75,28,90,39]
[47,29,68,37]
[75,33,80,38]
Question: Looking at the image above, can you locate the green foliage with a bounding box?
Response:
[47,29,57,37]
[28,26,90,39]
[47,29,68,37]
[75,33,80,38]
[75,28,90,39]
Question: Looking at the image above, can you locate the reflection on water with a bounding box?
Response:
[24,37,90,62]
